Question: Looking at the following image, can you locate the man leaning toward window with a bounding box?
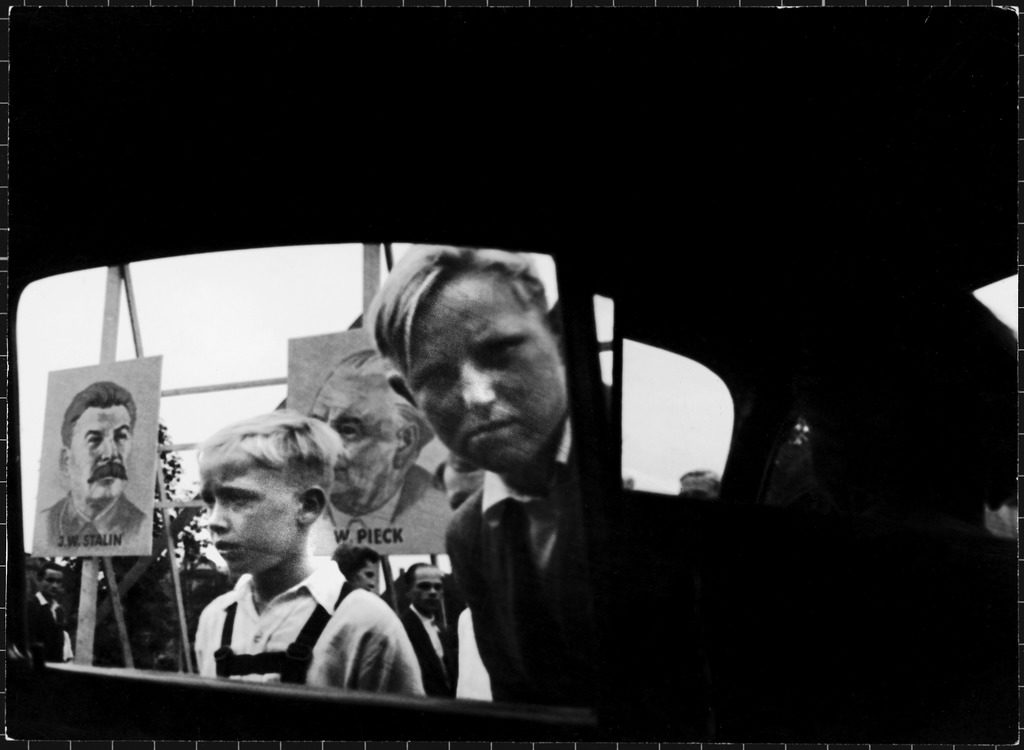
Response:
[369,246,596,706]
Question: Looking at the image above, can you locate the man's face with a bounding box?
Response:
[39,570,64,602]
[407,271,567,482]
[313,371,411,516]
[351,561,379,592]
[409,566,443,615]
[63,405,133,518]
[201,463,307,578]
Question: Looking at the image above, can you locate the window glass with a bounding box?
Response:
[621,339,734,496]
[17,244,595,714]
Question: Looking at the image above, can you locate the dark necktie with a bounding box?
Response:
[500,499,555,657]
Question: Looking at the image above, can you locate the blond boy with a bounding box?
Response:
[193,410,423,693]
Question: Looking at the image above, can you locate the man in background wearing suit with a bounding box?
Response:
[400,563,457,697]
[27,562,73,663]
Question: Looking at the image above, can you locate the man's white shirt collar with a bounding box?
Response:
[481,419,572,516]
[36,590,62,617]
[410,603,436,626]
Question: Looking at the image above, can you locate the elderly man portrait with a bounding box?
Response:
[39,380,146,547]
[308,348,448,549]
[369,246,596,706]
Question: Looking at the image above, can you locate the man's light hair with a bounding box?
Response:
[368,245,550,377]
[198,410,343,490]
[311,348,435,452]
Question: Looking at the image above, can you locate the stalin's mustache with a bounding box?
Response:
[89,461,127,483]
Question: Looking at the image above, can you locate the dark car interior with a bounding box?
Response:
[8,10,1017,742]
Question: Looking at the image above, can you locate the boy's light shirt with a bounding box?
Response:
[195,561,344,683]
[194,560,424,695]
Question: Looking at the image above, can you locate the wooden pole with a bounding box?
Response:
[73,558,100,665]
[363,242,381,315]
[122,264,145,359]
[124,260,197,671]
[380,556,400,612]
[158,471,194,674]
[363,244,400,611]
[430,553,448,628]
[75,266,123,665]
[102,558,134,668]
[94,506,200,626]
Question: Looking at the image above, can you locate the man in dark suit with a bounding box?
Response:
[27,562,73,663]
[400,563,457,697]
[370,246,596,706]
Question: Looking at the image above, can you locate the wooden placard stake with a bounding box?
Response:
[75,266,124,665]
[429,552,448,628]
[362,244,400,611]
[363,242,381,315]
[102,557,134,668]
[158,468,195,673]
[380,555,400,612]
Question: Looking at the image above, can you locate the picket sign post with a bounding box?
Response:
[361,242,402,610]
[123,264,195,673]
[380,556,400,612]
[75,266,130,665]
[430,552,448,628]
[93,503,201,627]
[102,557,134,668]
[158,471,195,673]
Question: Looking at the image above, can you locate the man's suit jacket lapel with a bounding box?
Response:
[403,609,452,694]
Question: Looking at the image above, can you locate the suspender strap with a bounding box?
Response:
[220,602,238,648]
[336,581,356,608]
[213,583,357,683]
[213,602,239,677]
[279,603,330,683]
[220,651,290,678]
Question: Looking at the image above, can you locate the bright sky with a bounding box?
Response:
[16,249,1017,552]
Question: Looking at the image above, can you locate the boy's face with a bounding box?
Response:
[351,561,378,592]
[407,271,567,483]
[200,462,310,578]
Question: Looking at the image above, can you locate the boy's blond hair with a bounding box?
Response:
[367,245,549,378]
[198,410,342,490]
